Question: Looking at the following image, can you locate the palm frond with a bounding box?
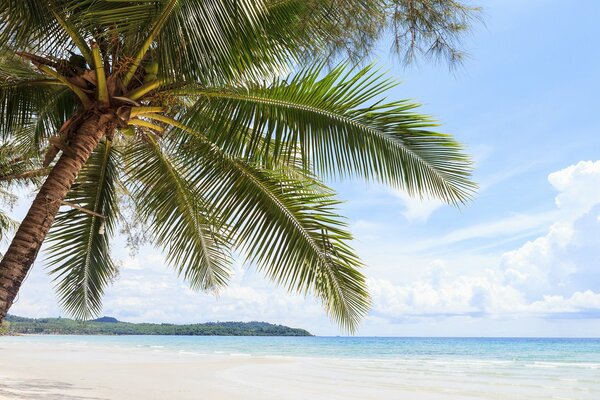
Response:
[178,64,475,204]
[0,140,44,187]
[0,52,69,140]
[0,181,19,245]
[162,121,370,332]
[0,0,77,56]
[55,0,289,84]
[12,87,78,154]
[46,140,120,320]
[156,0,295,83]
[0,208,17,244]
[123,134,232,291]
[0,139,42,244]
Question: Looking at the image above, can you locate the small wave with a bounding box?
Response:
[530,361,600,369]
[178,351,198,355]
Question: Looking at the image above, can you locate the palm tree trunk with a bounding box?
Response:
[0,112,114,321]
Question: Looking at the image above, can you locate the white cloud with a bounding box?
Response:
[368,160,600,323]
[101,258,329,329]
[500,161,600,299]
[393,190,445,222]
[548,160,600,217]
[8,160,600,336]
[403,211,556,253]
[369,274,600,320]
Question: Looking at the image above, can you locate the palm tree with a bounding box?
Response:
[0,0,477,331]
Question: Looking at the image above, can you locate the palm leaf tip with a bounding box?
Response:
[316,256,372,333]
[46,140,120,320]
[124,135,233,292]
[165,122,371,331]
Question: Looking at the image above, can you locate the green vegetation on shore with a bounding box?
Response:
[4,315,311,336]
[0,320,8,335]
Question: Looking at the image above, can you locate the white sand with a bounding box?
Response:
[0,339,415,400]
[0,338,596,399]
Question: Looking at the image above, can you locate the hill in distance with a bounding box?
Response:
[91,316,119,323]
[3,315,312,336]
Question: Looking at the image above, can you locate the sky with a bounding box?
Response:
[5,0,600,336]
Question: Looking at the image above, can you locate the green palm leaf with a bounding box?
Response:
[13,87,78,154]
[0,140,42,243]
[0,1,61,54]
[46,140,120,320]
[0,52,66,139]
[164,122,370,332]
[0,210,17,245]
[123,134,232,291]
[60,0,294,84]
[179,64,475,204]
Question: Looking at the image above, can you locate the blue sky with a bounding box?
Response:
[7,1,600,336]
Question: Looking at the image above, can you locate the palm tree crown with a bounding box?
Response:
[0,0,478,331]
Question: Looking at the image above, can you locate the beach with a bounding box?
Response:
[0,336,598,399]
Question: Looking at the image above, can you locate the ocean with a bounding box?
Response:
[2,335,599,399]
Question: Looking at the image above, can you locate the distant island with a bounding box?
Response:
[1,315,312,336]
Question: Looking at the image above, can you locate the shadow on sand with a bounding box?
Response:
[0,377,108,400]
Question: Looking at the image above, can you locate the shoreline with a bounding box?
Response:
[1,336,598,400]
[0,339,404,400]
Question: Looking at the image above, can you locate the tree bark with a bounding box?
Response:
[0,112,114,321]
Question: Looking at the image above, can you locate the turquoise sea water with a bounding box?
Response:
[3,335,600,362]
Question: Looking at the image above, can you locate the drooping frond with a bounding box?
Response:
[155,0,297,83]
[161,121,370,332]
[0,140,42,243]
[46,140,120,320]
[0,140,45,187]
[0,1,62,54]
[0,209,17,245]
[123,135,232,291]
[0,51,67,139]
[12,87,78,154]
[179,64,475,204]
[0,183,18,232]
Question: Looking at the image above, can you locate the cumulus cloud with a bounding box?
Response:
[10,249,330,331]
[548,160,600,217]
[100,253,328,328]
[501,161,600,299]
[9,160,600,335]
[369,161,600,322]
